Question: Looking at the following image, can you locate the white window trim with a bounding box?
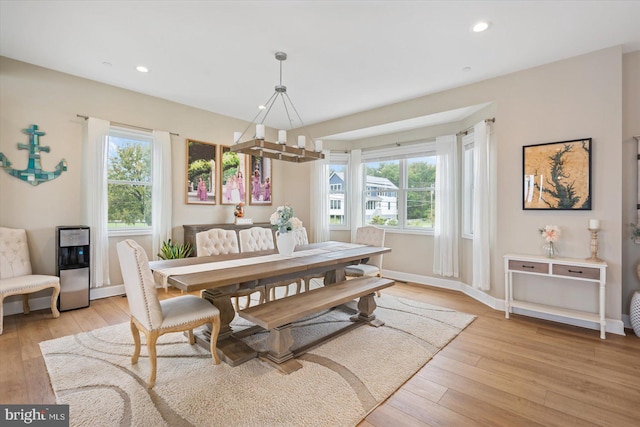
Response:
[461,132,475,239]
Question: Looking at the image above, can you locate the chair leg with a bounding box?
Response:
[188,329,195,345]
[209,316,221,365]
[295,279,302,294]
[146,330,159,389]
[22,295,30,315]
[50,285,60,318]
[130,319,141,364]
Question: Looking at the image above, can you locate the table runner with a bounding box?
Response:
[153,242,364,288]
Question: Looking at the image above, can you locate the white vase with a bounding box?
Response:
[276,231,296,256]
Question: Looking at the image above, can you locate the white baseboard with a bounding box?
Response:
[382,269,626,336]
[2,285,126,316]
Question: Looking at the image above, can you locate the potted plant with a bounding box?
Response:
[158,239,193,260]
[629,223,640,336]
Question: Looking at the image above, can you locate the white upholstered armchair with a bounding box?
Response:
[117,239,221,389]
[196,228,265,311]
[0,227,60,335]
[239,227,301,301]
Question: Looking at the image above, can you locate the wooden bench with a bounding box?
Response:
[239,276,394,372]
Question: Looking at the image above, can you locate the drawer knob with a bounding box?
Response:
[568,269,583,274]
[521,265,535,269]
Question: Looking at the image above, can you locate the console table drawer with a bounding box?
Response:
[508,260,548,274]
[552,264,600,280]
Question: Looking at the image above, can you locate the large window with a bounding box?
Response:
[107,127,153,233]
[362,144,436,231]
[328,154,349,228]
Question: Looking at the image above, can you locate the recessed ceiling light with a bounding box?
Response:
[136,65,149,73]
[472,21,490,32]
[462,66,472,72]
[258,105,267,110]
[102,61,112,67]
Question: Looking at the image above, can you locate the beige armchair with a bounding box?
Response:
[196,228,265,311]
[117,239,220,389]
[239,227,301,301]
[0,227,60,335]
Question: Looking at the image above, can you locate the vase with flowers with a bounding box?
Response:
[540,225,560,258]
[270,204,303,256]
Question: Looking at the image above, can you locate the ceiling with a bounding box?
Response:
[1,1,639,134]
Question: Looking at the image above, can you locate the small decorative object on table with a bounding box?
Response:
[540,225,560,258]
[270,204,303,256]
[586,219,603,262]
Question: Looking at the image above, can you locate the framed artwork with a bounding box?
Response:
[523,138,591,210]
[249,155,272,205]
[185,139,217,205]
[220,146,248,205]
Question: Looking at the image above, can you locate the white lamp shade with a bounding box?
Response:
[297,135,306,148]
[256,124,265,139]
[278,130,287,144]
[314,140,323,152]
[233,132,242,144]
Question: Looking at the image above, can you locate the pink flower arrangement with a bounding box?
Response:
[540,225,560,243]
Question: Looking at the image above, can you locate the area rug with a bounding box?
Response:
[40,294,475,427]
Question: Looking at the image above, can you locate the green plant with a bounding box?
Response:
[157,239,193,259]
[629,223,640,241]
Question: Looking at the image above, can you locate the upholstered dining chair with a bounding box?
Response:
[238,227,301,301]
[117,239,220,389]
[0,227,60,335]
[293,227,321,292]
[196,228,265,311]
[345,226,386,295]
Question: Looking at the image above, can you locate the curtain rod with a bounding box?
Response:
[457,117,495,136]
[76,114,179,136]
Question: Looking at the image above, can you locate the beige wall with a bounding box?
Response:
[622,51,640,315]
[2,46,636,322]
[290,46,626,321]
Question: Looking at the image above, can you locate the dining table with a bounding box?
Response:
[149,241,391,366]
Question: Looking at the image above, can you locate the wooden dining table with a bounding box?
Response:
[149,241,391,366]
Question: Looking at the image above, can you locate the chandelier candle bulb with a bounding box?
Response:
[278,130,287,144]
[256,124,265,140]
[589,219,600,230]
[314,140,323,152]
[297,135,306,148]
[233,132,242,144]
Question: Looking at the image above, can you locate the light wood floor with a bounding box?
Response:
[1,283,639,426]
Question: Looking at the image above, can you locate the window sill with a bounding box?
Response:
[382,228,434,236]
[109,228,153,238]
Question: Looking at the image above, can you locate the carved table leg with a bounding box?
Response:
[264,324,302,373]
[324,268,345,286]
[350,293,385,327]
[197,287,257,366]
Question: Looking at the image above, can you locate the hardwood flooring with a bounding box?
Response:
[1,282,638,426]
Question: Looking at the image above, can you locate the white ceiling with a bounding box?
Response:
[1,1,639,133]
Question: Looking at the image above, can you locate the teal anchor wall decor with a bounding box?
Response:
[0,124,67,185]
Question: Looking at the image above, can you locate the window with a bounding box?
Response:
[328,154,349,228]
[107,127,153,233]
[362,143,436,231]
[462,133,475,236]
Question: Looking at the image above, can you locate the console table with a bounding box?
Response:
[504,254,608,339]
[183,222,271,257]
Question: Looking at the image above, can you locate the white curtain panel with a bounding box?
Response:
[151,131,172,259]
[433,135,459,277]
[82,117,110,288]
[309,149,330,243]
[349,149,364,242]
[472,121,492,290]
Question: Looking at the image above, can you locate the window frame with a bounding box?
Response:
[461,133,475,239]
[360,142,436,234]
[328,153,350,230]
[106,126,154,237]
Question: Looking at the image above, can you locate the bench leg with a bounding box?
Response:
[351,293,385,327]
[266,324,295,363]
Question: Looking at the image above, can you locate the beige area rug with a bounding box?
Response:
[40,294,475,427]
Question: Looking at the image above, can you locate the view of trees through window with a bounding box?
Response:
[107,130,152,229]
[364,156,436,228]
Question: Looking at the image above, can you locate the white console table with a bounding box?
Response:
[504,254,608,339]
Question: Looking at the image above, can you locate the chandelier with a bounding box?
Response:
[230,52,324,162]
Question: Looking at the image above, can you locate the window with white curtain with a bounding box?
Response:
[329,153,349,229]
[462,133,475,237]
[107,126,153,235]
[361,142,436,231]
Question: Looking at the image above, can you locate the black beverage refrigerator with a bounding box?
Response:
[56,226,90,311]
